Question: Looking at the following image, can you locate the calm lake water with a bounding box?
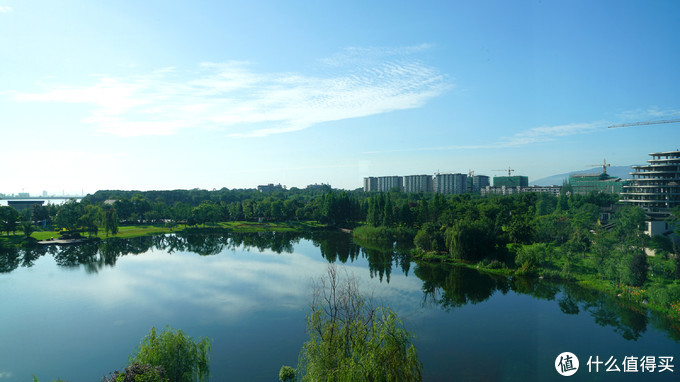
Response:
[0,232,678,381]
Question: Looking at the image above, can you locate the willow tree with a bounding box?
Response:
[104,207,118,237]
[296,265,422,381]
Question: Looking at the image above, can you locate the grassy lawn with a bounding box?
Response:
[0,221,328,245]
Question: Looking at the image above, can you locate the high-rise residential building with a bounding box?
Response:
[363,177,378,192]
[621,150,680,237]
[493,176,528,187]
[403,175,433,193]
[433,173,467,194]
[377,176,403,192]
[471,175,490,192]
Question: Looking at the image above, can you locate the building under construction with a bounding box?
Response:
[493,176,528,188]
[620,150,680,237]
[569,172,626,195]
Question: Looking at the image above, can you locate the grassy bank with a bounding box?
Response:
[0,221,328,247]
[411,248,680,321]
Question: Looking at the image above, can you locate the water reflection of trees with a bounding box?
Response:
[0,245,21,273]
[560,284,650,341]
[1,231,369,270]
[350,237,412,283]
[414,262,679,342]
[2,232,677,342]
[415,263,509,309]
[1,232,415,285]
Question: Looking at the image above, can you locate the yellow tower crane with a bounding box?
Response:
[608,118,680,128]
[492,167,515,176]
[587,159,611,174]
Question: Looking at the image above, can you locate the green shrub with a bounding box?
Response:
[129,327,210,382]
[104,363,167,382]
[279,365,296,382]
[648,283,680,307]
[515,243,549,269]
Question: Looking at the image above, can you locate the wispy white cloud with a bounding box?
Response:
[9,47,449,138]
[500,121,605,146]
[363,121,608,154]
[615,107,680,123]
[0,5,12,13]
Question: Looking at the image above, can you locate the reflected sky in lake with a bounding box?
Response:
[0,233,678,381]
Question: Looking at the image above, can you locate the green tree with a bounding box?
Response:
[32,204,50,224]
[279,366,296,382]
[80,204,102,238]
[129,327,211,382]
[417,199,430,226]
[270,200,284,221]
[413,222,445,252]
[171,202,192,226]
[383,192,394,227]
[515,243,550,270]
[297,265,421,381]
[55,200,82,232]
[21,221,36,240]
[607,206,648,285]
[104,207,119,237]
[0,206,19,235]
[132,194,152,223]
[621,251,648,287]
[445,218,497,261]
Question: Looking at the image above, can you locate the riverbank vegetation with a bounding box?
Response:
[2,186,679,320]
[0,187,356,246]
[355,190,680,320]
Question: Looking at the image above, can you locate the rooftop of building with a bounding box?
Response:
[649,150,680,156]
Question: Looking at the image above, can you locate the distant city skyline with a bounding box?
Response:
[1,1,679,195]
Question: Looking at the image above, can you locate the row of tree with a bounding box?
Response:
[4,186,678,292]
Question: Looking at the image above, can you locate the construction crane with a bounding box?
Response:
[587,159,611,174]
[608,118,680,129]
[492,167,515,176]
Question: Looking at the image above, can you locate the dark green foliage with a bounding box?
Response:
[515,243,550,270]
[353,225,416,245]
[444,219,497,261]
[21,221,36,239]
[129,327,210,382]
[278,366,296,382]
[104,207,119,237]
[413,222,445,252]
[55,200,82,231]
[32,204,50,223]
[383,192,394,227]
[0,205,20,234]
[622,252,648,287]
[103,363,168,382]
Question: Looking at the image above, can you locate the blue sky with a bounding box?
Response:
[1,0,679,194]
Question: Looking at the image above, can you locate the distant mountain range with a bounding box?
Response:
[531,165,637,186]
